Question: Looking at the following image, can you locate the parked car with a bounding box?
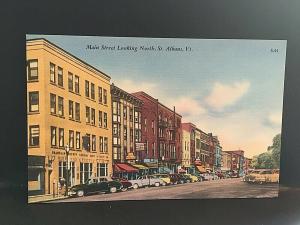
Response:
[201,173,214,181]
[185,173,199,182]
[69,177,123,197]
[181,174,193,183]
[129,175,165,189]
[243,170,261,182]
[216,172,225,179]
[252,169,280,184]
[168,174,180,184]
[211,173,219,180]
[152,174,171,185]
[111,177,133,191]
[169,174,186,184]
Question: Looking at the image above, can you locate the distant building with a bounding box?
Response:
[221,151,231,172]
[224,150,245,176]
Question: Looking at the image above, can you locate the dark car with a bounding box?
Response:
[69,177,123,197]
[111,177,133,191]
[181,174,193,183]
[169,174,187,184]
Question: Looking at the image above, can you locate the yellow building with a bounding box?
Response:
[181,129,191,168]
[27,38,112,196]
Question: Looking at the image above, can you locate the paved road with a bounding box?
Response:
[51,178,279,203]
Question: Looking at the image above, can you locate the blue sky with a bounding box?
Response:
[27,34,286,157]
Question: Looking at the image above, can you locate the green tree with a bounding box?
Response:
[251,133,281,169]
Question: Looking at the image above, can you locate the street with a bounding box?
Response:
[50,178,279,203]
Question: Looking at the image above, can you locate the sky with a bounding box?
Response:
[26,34,287,158]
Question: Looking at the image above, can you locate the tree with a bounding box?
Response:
[251,133,281,169]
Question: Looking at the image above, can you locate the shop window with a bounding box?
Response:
[97,163,108,177]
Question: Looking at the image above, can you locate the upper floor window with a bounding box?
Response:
[85,80,89,97]
[104,137,108,153]
[74,75,80,94]
[57,67,63,87]
[27,59,38,81]
[51,126,57,146]
[50,93,56,114]
[103,112,107,128]
[50,63,56,83]
[92,135,96,151]
[103,89,107,104]
[91,108,95,125]
[75,102,80,121]
[98,87,102,103]
[98,111,103,127]
[58,96,64,116]
[29,125,39,146]
[86,106,90,123]
[91,83,95,100]
[68,72,73,91]
[29,91,39,112]
[69,100,74,119]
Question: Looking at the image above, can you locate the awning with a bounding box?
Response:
[196,165,206,173]
[132,164,148,170]
[114,163,138,173]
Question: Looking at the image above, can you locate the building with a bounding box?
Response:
[181,128,191,168]
[132,92,182,173]
[210,135,222,172]
[181,123,197,173]
[224,150,245,176]
[110,84,143,163]
[199,129,211,170]
[221,151,231,172]
[27,39,112,196]
[244,157,252,174]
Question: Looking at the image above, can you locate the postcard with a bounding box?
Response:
[26,35,286,203]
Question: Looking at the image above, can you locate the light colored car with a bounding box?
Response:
[129,175,165,189]
[245,170,280,184]
[152,174,171,185]
[185,174,199,182]
[202,173,214,181]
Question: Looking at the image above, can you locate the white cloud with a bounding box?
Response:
[168,96,206,118]
[205,81,250,111]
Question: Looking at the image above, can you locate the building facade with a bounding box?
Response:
[181,129,191,168]
[110,84,143,164]
[199,129,211,170]
[27,39,112,196]
[132,92,182,173]
[224,150,245,176]
[221,151,231,172]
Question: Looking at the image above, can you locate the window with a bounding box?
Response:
[86,106,90,123]
[91,83,95,100]
[113,124,118,135]
[104,137,108,153]
[58,96,64,116]
[50,63,55,83]
[123,107,127,119]
[69,100,74,119]
[75,75,79,94]
[75,103,80,121]
[85,80,89,97]
[69,130,74,148]
[58,67,63,87]
[97,163,108,177]
[129,109,133,122]
[59,128,64,147]
[29,92,39,112]
[103,89,107,104]
[98,111,102,127]
[92,135,96,151]
[76,132,80,149]
[99,136,103,152]
[98,87,102,103]
[51,126,57,146]
[103,112,107,128]
[80,163,93,184]
[27,59,38,81]
[29,125,39,146]
[50,93,56,114]
[91,108,95,125]
[68,72,73,91]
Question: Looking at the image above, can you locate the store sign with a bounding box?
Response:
[135,142,146,151]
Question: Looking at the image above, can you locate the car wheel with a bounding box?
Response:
[110,187,117,193]
[121,187,128,192]
[162,182,167,186]
[76,190,84,197]
[154,182,160,187]
[133,183,139,189]
[186,180,191,183]
[180,180,184,184]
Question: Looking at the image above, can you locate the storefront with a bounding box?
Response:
[131,164,149,176]
[28,156,45,196]
[113,163,139,180]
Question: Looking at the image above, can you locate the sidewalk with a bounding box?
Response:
[28,194,70,203]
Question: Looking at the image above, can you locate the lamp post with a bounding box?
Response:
[65,144,70,196]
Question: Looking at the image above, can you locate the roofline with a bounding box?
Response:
[111,84,143,105]
[26,38,111,80]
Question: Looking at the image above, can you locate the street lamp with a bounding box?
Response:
[65,144,70,196]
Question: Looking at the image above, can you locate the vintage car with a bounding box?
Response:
[185,173,199,182]
[245,170,280,184]
[69,177,123,197]
[201,173,215,181]
[151,174,171,185]
[243,170,261,182]
[111,177,133,191]
[129,175,165,189]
